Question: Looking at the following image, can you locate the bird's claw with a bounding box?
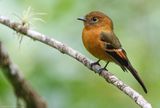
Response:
[90,60,100,69]
[97,68,108,75]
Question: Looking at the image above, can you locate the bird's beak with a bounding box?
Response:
[77,17,86,22]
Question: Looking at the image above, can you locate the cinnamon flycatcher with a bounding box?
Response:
[78,11,147,93]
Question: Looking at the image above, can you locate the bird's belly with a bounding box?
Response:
[82,35,112,61]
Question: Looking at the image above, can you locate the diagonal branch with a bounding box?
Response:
[0,42,47,107]
[0,15,152,108]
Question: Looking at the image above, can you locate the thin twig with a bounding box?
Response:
[0,15,152,108]
[0,42,47,108]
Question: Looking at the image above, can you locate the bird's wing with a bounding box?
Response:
[100,31,128,71]
[100,32,121,49]
[100,31,147,93]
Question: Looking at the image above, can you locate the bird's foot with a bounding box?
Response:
[97,62,109,74]
[98,61,109,75]
[91,60,109,74]
[97,67,108,75]
[90,60,101,69]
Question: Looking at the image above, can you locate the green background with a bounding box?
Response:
[0,0,159,108]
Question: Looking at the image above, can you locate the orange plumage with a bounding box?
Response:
[78,11,147,93]
[82,27,113,61]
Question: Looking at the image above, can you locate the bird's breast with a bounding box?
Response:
[82,28,113,61]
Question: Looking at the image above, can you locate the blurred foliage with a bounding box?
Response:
[0,0,160,108]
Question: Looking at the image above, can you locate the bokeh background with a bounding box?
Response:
[0,0,159,108]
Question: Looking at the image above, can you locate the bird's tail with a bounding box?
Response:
[106,48,147,93]
[126,63,147,93]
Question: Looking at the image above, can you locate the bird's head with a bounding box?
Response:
[78,11,113,30]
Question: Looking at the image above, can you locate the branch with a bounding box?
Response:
[0,42,47,108]
[0,15,152,108]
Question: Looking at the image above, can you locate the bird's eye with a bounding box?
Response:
[91,17,99,22]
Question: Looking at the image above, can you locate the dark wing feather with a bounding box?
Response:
[106,49,128,71]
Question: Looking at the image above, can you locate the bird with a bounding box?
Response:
[78,11,147,93]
